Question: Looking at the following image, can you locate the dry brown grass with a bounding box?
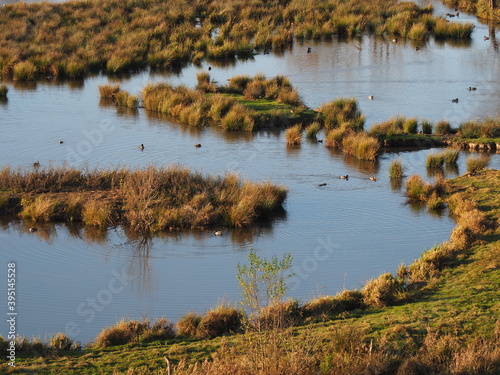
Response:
[196,304,244,339]
[19,195,57,222]
[342,132,380,160]
[285,124,302,145]
[0,165,287,232]
[361,272,406,308]
[94,318,175,348]
[176,312,202,338]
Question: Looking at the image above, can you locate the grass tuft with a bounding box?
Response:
[342,133,380,160]
[305,122,321,139]
[0,84,8,97]
[389,159,404,179]
[285,124,302,145]
[466,155,490,174]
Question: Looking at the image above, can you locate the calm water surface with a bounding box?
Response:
[0,2,499,344]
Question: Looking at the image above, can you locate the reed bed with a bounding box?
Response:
[0,0,473,80]
[0,165,287,232]
[142,75,307,131]
[458,117,500,139]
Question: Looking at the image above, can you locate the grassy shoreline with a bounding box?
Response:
[2,169,499,374]
[0,165,287,232]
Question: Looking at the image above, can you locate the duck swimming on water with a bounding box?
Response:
[339,175,348,180]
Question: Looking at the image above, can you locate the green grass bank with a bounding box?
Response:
[1,169,499,374]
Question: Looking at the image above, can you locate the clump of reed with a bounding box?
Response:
[466,154,490,174]
[342,133,380,160]
[0,84,8,97]
[406,174,449,204]
[98,84,121,99]
[94,318,176,348]
[49,333,76,351]
[405,174,431,201]
[82,200,112,228]
[176,312,203,338]
[318,98,365,132]
[305,122,321,139]
[408,22,428,40]
[434,120,453,135]
[20,195,57,222]
[368,116,405,137]
[115,90,139,108]
[12,61,37,80]
[285,124,302,145]
[220,104,255,131]
[176,305,243,339]
[196,71,216,93]
[433,18,474,39]
[403,117,419,134]
[257,300,302,330]
[389,159,404,179]
[458,118,500,139]
[426,152,445,170]
[442,149,460,165]
[361,273,406,308]
[325,128,349,148]
[224,74,303,107]
[196,305,244,339]
[421,120,433,134]
[302,290,364,319]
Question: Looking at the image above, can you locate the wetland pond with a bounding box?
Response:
[1,1,500,344]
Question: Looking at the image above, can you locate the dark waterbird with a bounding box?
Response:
[139,144,145,150]
[339,175,348,180]
[452,98,459,103]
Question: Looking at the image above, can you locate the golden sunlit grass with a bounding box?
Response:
[0,165,287,232]
[342,132,380,160]
[389,159,404,179]
[466,154,490,174]
[285,124,302,146]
